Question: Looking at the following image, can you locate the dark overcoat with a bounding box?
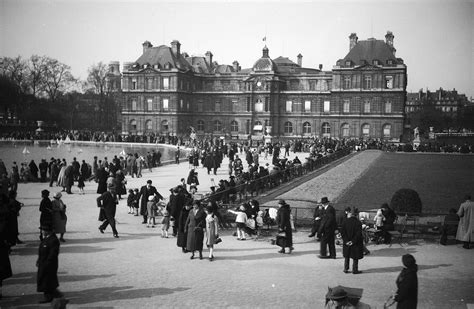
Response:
[185,208,206,251]
[394,267,418,309]
[138,185,161,216]
[97,191,117,221]
[276,204,293,247]
[177,207,190,248]
[96,167,108,194]
[39,197,53,227]
[318,205,337,238]
[340,216,364,260]
[37,233,60,292]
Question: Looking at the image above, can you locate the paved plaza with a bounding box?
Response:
[1,150,473,308]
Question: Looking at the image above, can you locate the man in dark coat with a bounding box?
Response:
[36,224,62,303]
[137,180,162,224]
[340,207,364,274]
[96,166,108,194]
[308,204,324,239]
[39,190,53,241]
[71,157,80,181]
[168,187,185,236]
[63,162,74,194]
[276,199,293,254]
[39,159,48,182]
[97,187,119,238]
[394,254,418,309]
[318,197,337,259]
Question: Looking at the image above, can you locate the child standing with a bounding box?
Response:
[228,204,248,240]
[133,188,140,216]
[127,189,135,214]
[161,209,170,238]
[374,209,385,230]
[146,195,156,228]
[77,173,85,194]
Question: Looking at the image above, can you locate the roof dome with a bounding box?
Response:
[252,45,276,72]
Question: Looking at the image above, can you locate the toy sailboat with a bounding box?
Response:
[47,146,52,150]
[119,149,126,156]
[22,147,30,154]
[64,136,71,144]
[78,148,83,154]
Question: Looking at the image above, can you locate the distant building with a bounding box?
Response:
[109,32,407,141]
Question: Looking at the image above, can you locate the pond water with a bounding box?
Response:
[0,141,181,169]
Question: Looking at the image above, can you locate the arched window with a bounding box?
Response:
[129,119,137,131]
[145,119,153,131]
[230,120,239,132]
[341,123,350,138]
[303,122,311,134]
[161,120,169,132]
[255,99,263,112]
[383,124,391,137]
[284,121,293,134]
[362,123,370,136]
[214,120,222,132]
[197,120,205,132]
[322,122,331,137]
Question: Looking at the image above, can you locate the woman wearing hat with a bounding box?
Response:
[51,192,67,242]
[276,199,293,254]
[393,254,418,309]
[185,201,206,260]
[340,208,363,274]
[39,190,53,241]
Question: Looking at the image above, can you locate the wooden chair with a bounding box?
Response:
[404,215,422,239]
[388,214,407,246]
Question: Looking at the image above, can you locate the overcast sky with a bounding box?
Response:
[1,0,473,98]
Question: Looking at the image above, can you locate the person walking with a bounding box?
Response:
[456,195,474,249]
[63,162,74,194]
[97,187,119,238]
[205,205,219,261]
[39,190,53,241]
[177,202,192,253]
[393,254,418,309]
[318,197,337,259]
[138,180,162,225]
[185,200,206,260]
[51,192,67,242]
[36,223,63,304]
[340,207,364,274]
[276,199,293,254]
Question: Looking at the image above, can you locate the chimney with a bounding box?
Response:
[349,33,358,51]
[205,51,213,66]
[232,60,240,72]
[262,45,269,58]
[142,41,153,54]
[171,40,181,57]
[319,64,323,70]
[108,61,120,75]
[297,54,302,67]
[181,52,189,58]
[385,31,396,56]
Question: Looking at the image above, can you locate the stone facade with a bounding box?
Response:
[110,32,407,140]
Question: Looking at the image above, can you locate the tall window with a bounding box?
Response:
[247,97,251,112]
[215,101,221,112]
[255,99,263,112]
[286,101,292,113]
[131,79,137,90]
[383,124,391,137]
[180,99,184,109]
[214,120,222,132]
[163,77,169,89]
[385,76,393,89]
[264,97,270,112]
[304,100,311,112]
[362,123,370,136]
[341,123,350,137]
[145,120,152,130]
[303,122,311,134]
[343,100,350,113]
[246,119,251,134]
[146,78,153,90]
[161,120,169,131]
[364,76,372,89]
[147,98,153,111]
[162,98,169,110]
[344,76,351,89]
[131,99,137,111]
[364,100,371,113]
[230,120,238,132]
[197,101,203,112]
[232,99,239,112]
[130,119,137,131]
[385,101,392,113]
[197,120,204,131]
[284,121,293,134]
[323,100,330,113]
[322,122,331,136]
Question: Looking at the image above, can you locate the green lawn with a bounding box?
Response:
[335,152,474,214]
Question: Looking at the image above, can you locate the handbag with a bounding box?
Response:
[215,236,222,244]
[246,218,256,229]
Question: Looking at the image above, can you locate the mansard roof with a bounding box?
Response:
[135,45,192,71]
[340,38,402,67]
[213,64,235,74]
[184,56,212,74]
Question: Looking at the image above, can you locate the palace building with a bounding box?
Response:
[107,31,407,141]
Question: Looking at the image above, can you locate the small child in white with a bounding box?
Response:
[228,204,248,240]
[161,209,170,237]
[146,195,156,228]
[374,209,385,230]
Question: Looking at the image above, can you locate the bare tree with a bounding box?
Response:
[0,56,29,94]
[42,57,75,103]
[26,55,48,97]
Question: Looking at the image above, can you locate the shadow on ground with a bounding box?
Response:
[362,263,452,274]
[5,271,114,285]
[0,286,190,307]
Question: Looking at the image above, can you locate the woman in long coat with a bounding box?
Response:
[456,195,474,249]
[185,201,206,259]
[177,203,192,252]
[96,166,108,194]
[340,208,364,274]
[39,190,53,240]
[205,206,219,261]
[276,199,293,254]
[57,163,67,191]
[51,192,67,242]
[394,254,418,309]
[37,224,61,303]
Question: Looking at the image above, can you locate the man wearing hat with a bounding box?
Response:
[97,187,119,238]
[341,207,364,274]
[168,187,185,236]
[37,223,63,303]
[39,190,53,241]
[325,286,370,308]
[318,197,337,259]
[137,180,162,225]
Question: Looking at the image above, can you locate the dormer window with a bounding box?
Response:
[144,64,148,68]
[345,60,352,67]
[360,60,367,65]
[154,64,159,69]
[387,59,393,65]
[373,60,380,65]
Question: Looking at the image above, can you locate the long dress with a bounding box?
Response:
[456,200,474,243]
[205,214,219,247]
[185,208,206,252]
[57,165,67,188]
[177,207,190,249]
[51,198,67,234]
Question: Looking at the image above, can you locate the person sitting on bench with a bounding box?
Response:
[440,208,459,245]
